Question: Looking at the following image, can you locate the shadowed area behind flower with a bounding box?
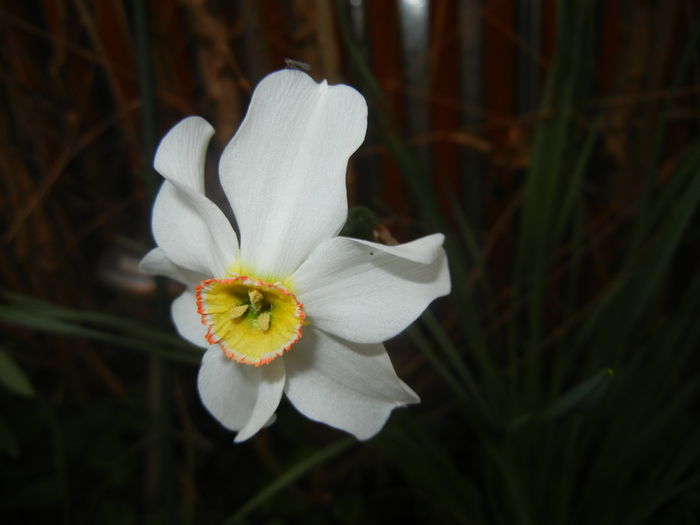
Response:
[1,1,700,524]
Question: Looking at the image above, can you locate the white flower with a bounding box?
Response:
[140,70,450,442]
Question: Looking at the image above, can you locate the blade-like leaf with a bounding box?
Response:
[0,347,35,398]
[220,437,354,524]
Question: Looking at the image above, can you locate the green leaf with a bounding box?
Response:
[0,305,200,365]
[509,368,614,431]
[0,347,35,398]
[541,368,614,419]
[220,437,355,524]
[2,291,195,352]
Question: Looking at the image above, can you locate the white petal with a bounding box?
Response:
[234,358,285,442]
[219,70,367,279]
[292,234,450,343]
[150,116,239,277]
[154,116,213,193]
[151,181,238,277]
[284,329,419,440]
[171,291,207,348]
[197,347,259,431]
[197,348,286,441]
[139,247,208,286]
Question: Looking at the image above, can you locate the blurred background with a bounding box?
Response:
[1,0,700,523]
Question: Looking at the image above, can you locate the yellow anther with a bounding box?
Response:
[248,289,264,311]
[256,311,271,332]
[229,304,249,320]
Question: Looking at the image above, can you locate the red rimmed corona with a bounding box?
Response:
[196,276,305,366]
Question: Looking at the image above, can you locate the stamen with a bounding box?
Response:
[256,311,271,332]
[248,289,264,311]
[229,304,249,319]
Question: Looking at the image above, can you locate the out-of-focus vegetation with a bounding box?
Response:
[1,1,699,523]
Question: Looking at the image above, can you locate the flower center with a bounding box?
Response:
[195,276,305,366]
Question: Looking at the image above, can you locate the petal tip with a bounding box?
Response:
[153,115,215,191]
[402,387,421,406]
[137,251,156,275]
[233,431,251,443]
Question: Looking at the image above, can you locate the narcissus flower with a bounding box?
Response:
[140,70,450,442]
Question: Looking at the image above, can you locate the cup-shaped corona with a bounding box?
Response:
[196,276,305,366]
